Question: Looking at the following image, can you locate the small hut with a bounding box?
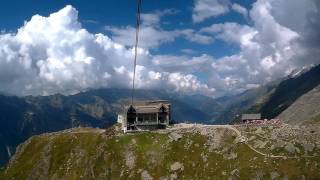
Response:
[241,113,262,123]
[118,100,171,133]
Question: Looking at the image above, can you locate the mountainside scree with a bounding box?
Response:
[2,124,320,179]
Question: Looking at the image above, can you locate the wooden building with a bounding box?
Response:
[118,100,171,133]
[241,113,262,123]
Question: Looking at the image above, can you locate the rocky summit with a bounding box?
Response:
[1,123,320,179]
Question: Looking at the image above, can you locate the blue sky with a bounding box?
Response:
[0,0,253,58]
[0,0,319,96]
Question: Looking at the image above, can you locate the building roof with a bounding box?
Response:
[131,100,170,106]
[125,100,170,114]
[241,113,261,120]
[134,106,161,113]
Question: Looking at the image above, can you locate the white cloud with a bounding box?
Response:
[116,0,320,96]
[201,22,257,46]
[0,5,213,96]
[180,49,197,54]
[141,8,179,27]
[168,73,215,94]
[104,9,181,49]
[231,3,248,18]
[105,25,178,49]
[0,0,319,97]
[106,9,213,48]
[153,54,213,74]
[192,0,230,23]
[180,29,214,44]
[198,0,320,95]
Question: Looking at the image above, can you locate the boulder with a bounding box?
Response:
[270,171,280,180]
[141,170,153,180]
[284,142,296,154]
[170,162,184,171]
[255,127,264,134]
[230,168,240,177]
[168,132,182,142]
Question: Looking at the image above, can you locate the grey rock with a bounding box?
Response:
[125,150,135,169]
[249,136,256,141]
[270,171,280,180]
[168,132,182,142]
[234,136,247,143]
[170,173,178,180]
[253,171,265,180]
[303,143,315,153]
[201,153,208,162]
[284,142,296,154]
[141,170,153,180]
[230,168,240,177]
[170,162,184,171]
[228,176,237,180]
[254,140,268,149]
[221,171,227,176]
[255,127,264,134]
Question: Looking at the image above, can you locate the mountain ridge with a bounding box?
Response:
[0,63,319,166]
[0,89,219,166]
[1,124,320,179]
[278,84,320,125]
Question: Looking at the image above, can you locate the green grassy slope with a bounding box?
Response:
[0,167,4,179]
[2,125,320,179]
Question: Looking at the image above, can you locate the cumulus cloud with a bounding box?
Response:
[153,54,213,74]
[192,1,249,23]
[0,0,319,97]
[105,9,213,48]
[109,0,320,96]
[199,0,320,94]
[105,25,178,49]
[192,0,230,23]
[104,9,183,49]
[231,3,248,18]
[201,22,257,45]
[141,8,179,26]
[180,49,197,54]
[0,5,214,96]
[180,29,214,44]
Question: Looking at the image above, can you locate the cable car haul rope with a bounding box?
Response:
[131,0,142,105]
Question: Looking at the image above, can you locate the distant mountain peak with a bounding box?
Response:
[288,64,316,78]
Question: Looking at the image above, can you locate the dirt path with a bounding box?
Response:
[169,123,316,159]
[245,144,286,158]
[170,123,242,136]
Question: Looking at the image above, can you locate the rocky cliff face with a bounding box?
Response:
[259,64,320,118]
[278,85,320,125]
[2,124,320,179]
[229,64,320,123]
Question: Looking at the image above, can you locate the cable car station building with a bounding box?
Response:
[118,100,171,133]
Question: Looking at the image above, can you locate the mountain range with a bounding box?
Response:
[0,89,220,166]
[0,64,319,166]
